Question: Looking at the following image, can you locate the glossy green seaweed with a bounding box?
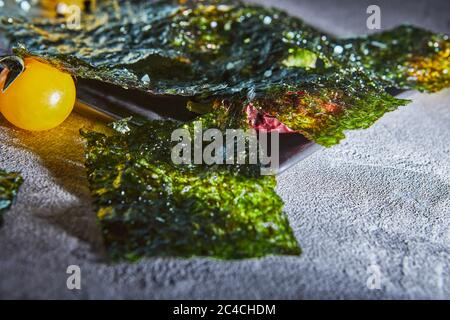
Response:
[1,0,448,146]
[81,114,300,260]
[0,169,23,223]
[343,26,449,93]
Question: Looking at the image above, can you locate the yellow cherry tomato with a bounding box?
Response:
[0,58,76,131]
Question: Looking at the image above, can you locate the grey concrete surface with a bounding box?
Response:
[246,0,450,35]
[0,0,449,299]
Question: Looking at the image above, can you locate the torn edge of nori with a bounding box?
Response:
[0,169,23,224]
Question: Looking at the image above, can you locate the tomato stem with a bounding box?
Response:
[0,55,25,92]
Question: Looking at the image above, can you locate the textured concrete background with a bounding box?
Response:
[0,0,449,299]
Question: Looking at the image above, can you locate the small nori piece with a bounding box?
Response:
[81,115,300,261]
[0,169,23,223]
[342,25,450,93]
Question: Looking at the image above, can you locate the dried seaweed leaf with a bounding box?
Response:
[0,169,23,223]
[81,115,300,261]
[337,26,450,92]
[1,0,448,146]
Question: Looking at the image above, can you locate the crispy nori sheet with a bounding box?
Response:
[81,115,301,260]
[0,169,23,223]
[1,1,448,146]
[2,0,323,96]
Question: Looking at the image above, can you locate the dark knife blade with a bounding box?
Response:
[75,78,322,174]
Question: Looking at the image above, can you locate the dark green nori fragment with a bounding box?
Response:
[340,25,450,92]
[81,115,300,261]
[0,169,23,223]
